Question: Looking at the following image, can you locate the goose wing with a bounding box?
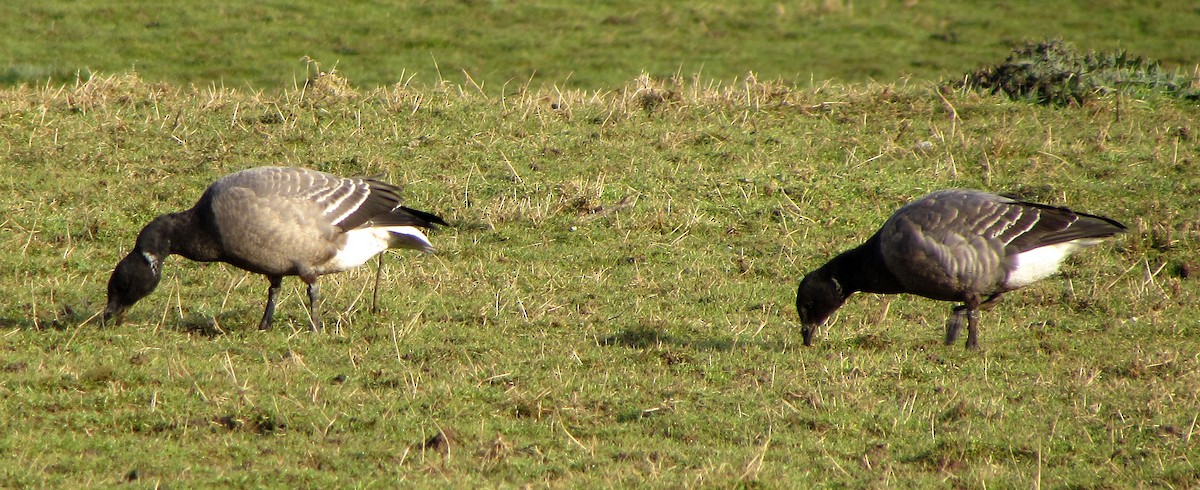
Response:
[995,198,1127,253]
[878,190,1011,297]
[878,189,1125,297]
[214,167,445,231]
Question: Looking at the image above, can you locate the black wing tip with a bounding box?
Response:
[358,178,448,228]
[399,206,450,228]
[1055,207,1128,237]
[1089,207,1127,230]
[1080,211,1128,234]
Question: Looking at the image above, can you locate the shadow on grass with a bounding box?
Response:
[601,325,674,349]
[600,324,797,352]
[0,302,100,331]
[0,313,227,339]
[0,301,247,337]
[178,315,227,338]
[0,316,39,330]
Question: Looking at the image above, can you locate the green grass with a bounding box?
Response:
[1,70,1197,487]
[2,0,1199,90]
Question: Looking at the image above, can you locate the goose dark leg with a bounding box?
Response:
[946,295,981,349]
[947,293,1004,348]
[966,293,1004,350]
[964,307,981,350]
[306,281,323,332]
[948,296,984,349]
[944,306,967,345]
[259,275,283,331]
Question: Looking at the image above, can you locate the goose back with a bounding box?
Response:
[876,189,1125,301]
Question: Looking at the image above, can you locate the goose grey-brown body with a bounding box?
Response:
[796,189,1126,349]
[104,166,448,331]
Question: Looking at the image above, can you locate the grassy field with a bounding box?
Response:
[2,0,1199,90]
[2,0,1200,487]
[1,68,1197,487]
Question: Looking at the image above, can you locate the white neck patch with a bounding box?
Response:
[142,251,161,275]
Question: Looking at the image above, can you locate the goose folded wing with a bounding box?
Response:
[227,167,446,232]
[1001,201,1127,254]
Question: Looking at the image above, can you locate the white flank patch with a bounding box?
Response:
[327,228,392,272]
[1005,239,1102,289]
[325,226,434,273]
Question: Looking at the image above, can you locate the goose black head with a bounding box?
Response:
[104,250,163,325]
[796,267,847,346]
[104,217,173,326]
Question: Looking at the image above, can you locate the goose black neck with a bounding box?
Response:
[135,213,183,258]
[136,209,219,262]
[823,234,904,296]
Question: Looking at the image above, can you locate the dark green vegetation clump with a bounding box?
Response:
[960,39,1200,106]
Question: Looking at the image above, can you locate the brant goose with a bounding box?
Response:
[104,166,448,331]
[796,189,1126,349]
